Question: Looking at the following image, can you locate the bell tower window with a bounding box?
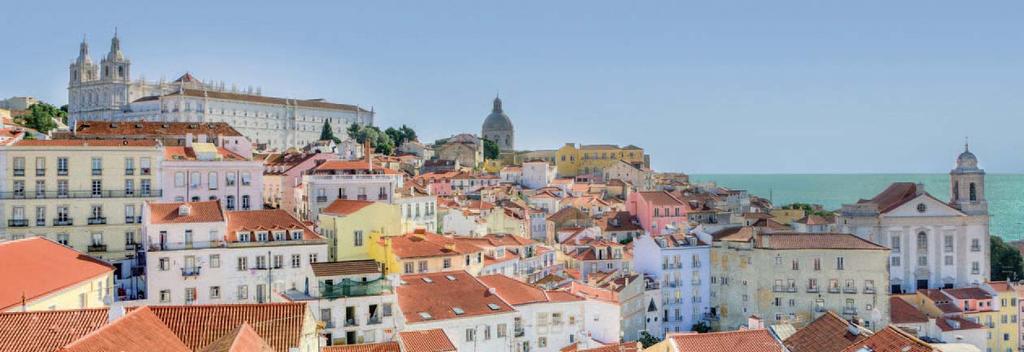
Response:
[969,183,977,201]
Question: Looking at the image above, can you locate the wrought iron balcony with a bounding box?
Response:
[125,168,135,176]
[92,169,102,176]
[828,287,841,294]
[843,287,857,294]
[36,169,45,176]
[344,318,358,327]
[316,196,328,203]
[87,244,107,252]
[807,286,820,293]
[367,317,382,325]
[0,189,162,200]
[319,278,392,299]
[57,169,68,176]
[7,219,28,227]
[88,217,107,225]
[181,267,201,277]
[864,287,876,294]
[843,307,858,315]
[53,218,74,226]
[12,169,24,177]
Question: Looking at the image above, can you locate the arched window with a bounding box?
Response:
[917,231,928,251]
[953,181,959,200]
[969,183,977,201]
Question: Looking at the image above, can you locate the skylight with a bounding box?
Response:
[418,312,432,320]
[422,277,433,283]
[452,307,465,315]
[487,303,501,311]
[445,275,456,281]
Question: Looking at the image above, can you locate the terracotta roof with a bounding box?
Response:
[478,274,583,306]
[795,214,831,225]
[314,159,398,174]
[711,226,756,242]
[670,329,784,352]
[163,146,248,161]
[575,341,642,352]
[783,311,871,352]
[756,233,888,250]
[323,342,401,352]
[396,271,514,324]
[857,182,920,213]
[311,260,381,277]
[388,232,482,259]
[635,191,685,206]
[0,308,107,352]
[73,120,243,137]
[0,238,114,311]
[839,326,936,352]
[147,201,226,225]
[889,297,929,324]
[935,316,985,332]
[321,199,376,216]
[197,322,275,352]
[225,209,321,242]
[143,88,370,112]
[596,211,642,232]
[943,287,992,300]
[398,329,456,352]
[13,139,160,147]
[62,306,191,352]
[987,281,1012,292]
[132,303,308,352]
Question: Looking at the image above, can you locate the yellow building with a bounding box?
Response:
[769,208,806,225]
[983,281,1019,352]
[0,237,115,312]
[1,139,163,267]
[554,143,646,178]
[318,199,403,261]
[368,229,484,276]
[481,159,503,173]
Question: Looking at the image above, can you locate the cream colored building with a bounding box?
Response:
[0,139,163,277]
[0,237,115,312]
[708,228,891,331]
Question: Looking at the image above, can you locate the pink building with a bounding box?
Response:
[626,191,688,235]
[259,152,338,215]
[160,140,264,211]
[417,171,456,196]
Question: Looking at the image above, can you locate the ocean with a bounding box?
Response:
[689,174,1024,241]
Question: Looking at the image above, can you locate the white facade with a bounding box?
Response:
[397,194,438,232]
[161,144,264,210]
[301,172,403,221]
[632,233,712,334]
[283,271,398,346]
[442,211,488,236]
[511,300,586,352]
[401,313,517,352]
[521,161,555,190]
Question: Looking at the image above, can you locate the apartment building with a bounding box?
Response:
[318,199,403,261]
[299,158,403,221]
[632,232,712,335]
[368,229,485,276]
[478,274,587,352]
[160,141,263,209]
[0,237,114,312]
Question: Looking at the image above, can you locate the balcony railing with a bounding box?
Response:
[35,219,46,226]
[125,216,141,224]
[843,307,858,315]
[319,277,392,299]
[125,243,139,252]
[87,244,107,252]
[7,219,28,227]
[88,217,107,225]
[12,169,24,177]
[828,287,841,294]
[53,218,74,226]
[807,286,820,293]
[702,313,720,321]
[92,169,102,176]
[181,267,201,277]
[125,168,135,176]
[864,287,876,294]
[344,318,358,327]
[514,328,525,337]
[0,189,162,200]
[57,169,68,176]
[316,196,328,203]
[324,320,336,329]
[367,317,382,325]
[36,169,45,176]
[843,287,857,294]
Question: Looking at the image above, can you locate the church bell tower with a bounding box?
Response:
[950,141,987,216]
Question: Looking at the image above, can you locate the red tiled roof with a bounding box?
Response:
[0,238,114,311]
[388,232,482,259]
[398,329,456,352]
[889,297,929,324]
[0,308,107,352]
[757,233,887,250]
[783,311,871,352]
[987,281,1012,292]
[197,322,275,352]
[596,211,642,232]
[478,274,583,306]
[575,341,642,352]
[315,159,398,174]
[839,326,936,352]
[147,201,226,225]
[322,199,376,216]
[857,182,920,213]
[396,271,515,323]
[163,146,248,161]
[636,191,685,206]
[13,139,160,147]
[225,209,321,241]
[73,120,243,137]
[670,329,784,352]
[323,342,401,352]
[131,303,308,352]
[62,306,190,352]
[935,316,985,332]
[943,287,992,300]
[311,260,381,277]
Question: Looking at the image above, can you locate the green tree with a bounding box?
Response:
[483,138,500,160]
[320,120,340,144]
[991,237,1024,281]
[692,321,712,333]
[14,102,64,134]
[346,124,397,155]
[385,127,404,146]
[399,124,417,143]
[638,331,661,348]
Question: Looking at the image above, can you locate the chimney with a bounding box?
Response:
[915,182,926,196]
[178,204,191,216]
[107,306,126,322]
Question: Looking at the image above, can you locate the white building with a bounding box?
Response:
[603,159,654,191]
[396,271,518,352]
[521,160,555,190]
[299,158,404,221]
[396,185,438,232]
[281,260,398,346]
[568,273,647,343]
[67,33,373,152]
[161,141,263,210]
[142,200,327,305]
[478,274,587,352]
[632,232,712,335]
[837,146,990,293]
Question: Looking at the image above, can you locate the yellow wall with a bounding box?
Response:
[555,143,645,178]
[482,159,503,173]
[319,202,402,261]
[984,289,1019,352]
[769,209,805,225]
[367,234,483,276]
[6,273,114,312]
[3,144,163,262]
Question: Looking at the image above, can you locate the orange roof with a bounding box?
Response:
[574,341,642,352]
[839,326,936,352]
[315,159,399,174]
[197,322,275,352]
[987,281,1012,292]
[163,146,248,161]
[388,232,482,259]
[62,306,190,352]
[323,342,401,352]
[74,120,243,137]
[756,233,887,251]
[131,303,308,352]
[635,191,685,206]
[0,238,114,311]
[147,201,226,225]
[0,308,107,352]
[396,271,515,324]
[13,139,160,147]
[225,210,321,242]
[783,311,871,352]
[943,287,992,300]
[398,329,456,352]
[478,274,583,306]
[889,297,929,324]
[322,199,376,216]
[670,329,784,352]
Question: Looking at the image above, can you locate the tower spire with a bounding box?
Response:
[964,136,969,152]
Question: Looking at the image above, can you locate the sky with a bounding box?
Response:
[2,0,1022,174]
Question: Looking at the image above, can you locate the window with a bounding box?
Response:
[226,195,236,210]
[210,286,221,299]
[836,257,845,270]
[256,256,267,269]
[208,172,218,190]
[210,254,220,268]
[538,337,547,348]
[160,290,170,303]
[792,259,799,270]
[91,157,102,175]
[354,230,363,247]
[465,328,475,342]
[944,255,953,266]
[242,195,250,210]
[185,288,197,303]
[404,262,414,274]
[57,180,68,196]
[12,157,25,175]
[497,324,507,338]
[124,157,134,175]
[891,256,901,266]
[443,258,451,269]
[309,253,318,263]
[91,180,102,196]
[291,254,301,268]
[969,183,977,201]
[971,238,981,252]
[237,257,248,271]
[57,157,69,175]
[189,172,200,188]
[57,233,69,246]
[273,255,283,269]
[891,235,901,253]
[159,257,170,271]
[140,157,151,175]
[241,172,251,185]
[972,261,980,275]
[237,285,248,300]
[418,261,428,273]
[916,203,927,213]
[226,173,237,186]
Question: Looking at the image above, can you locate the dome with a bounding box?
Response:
[482,97,513,132]
[953,142,982,172]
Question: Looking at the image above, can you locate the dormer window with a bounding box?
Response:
[290,230,303,240]
[238,232,251,242]
[257,232,268,242]
[273,232,285,241]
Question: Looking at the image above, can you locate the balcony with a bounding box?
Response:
[92,169,102,176]
[181,267,201,277]
[0,189,162,200]
[88,217,107,225]
[35,219,46,226]
[323,320,336,329]
[125,168,135,176]
[141,168,151,176]
[57,169,68,176]
[828,287,841,294]
[787,286,798,293]
[316,196,328,203]
[319,278,392,299]
[842,307,858,316]
[702,313,720,321]
[125,216,141,224]
[7,219,28,227]
[864,286,876,294]
[36,169,45,176]
[53,218,74,226]
[125,243,139,251]
[807,286,820,293]
[87,244,107,252]
[843,287,857,294]
[344,318,358,327]
[514,328,525,337]
[12,169,24,177]
[367,317,382,325]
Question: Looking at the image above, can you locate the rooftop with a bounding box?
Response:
[129,302,308,352]
[147,201,226,225]
[783,311,872,352]
[670,329,784,352]
[0,308,108,352]
[0,238,114,311]
[397,329,456,352]
[311,260,381,277]
[839,326,936,352]
[396,271,514,324]
[321,199,377,216]
[62,306,191,352]
[73,120,243,137]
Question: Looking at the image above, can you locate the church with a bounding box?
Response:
[837,144,989,293]
[67,32,373,151]
[481,95,514,152]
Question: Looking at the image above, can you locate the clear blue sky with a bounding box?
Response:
[2,1,1022,173]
